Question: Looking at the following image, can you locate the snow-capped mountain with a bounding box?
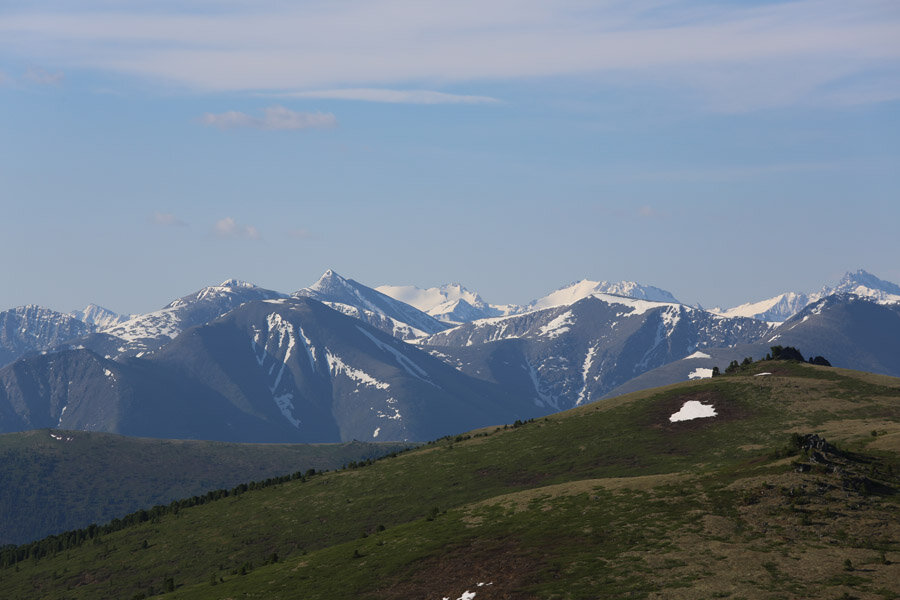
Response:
[711,292,812,323]
[375,283,508,323]
[3,267,900,444]
[295,270,449,339]
[86,279,286,357]
[422,294,771,410]
[713,269,900,323]
[0,305,93,368]
[70,304,130,329]
[0,297,526,442]
[376,279,680,324]
[523,279,680,312]
[831,269,900,304]
[607,292,900,397]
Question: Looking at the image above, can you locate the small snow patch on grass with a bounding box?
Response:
[685,350,711,359]
[688,367,713,380]
[669,400,717,422]
[755,372,772,376]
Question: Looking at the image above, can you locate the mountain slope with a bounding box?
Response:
[150,297,524,442]
[606,292,900,397]
[0,306,92,368]
[714,268,900,322]
[86,279,285,358]
[69,304,129,329]
[2,362,897,599]
[0,298,530,443]
[0,430,406,545]
[295,270,449,338]
[422,294,772,409]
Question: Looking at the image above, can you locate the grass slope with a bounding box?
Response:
[0,430,407,545]
[2,361,899,599]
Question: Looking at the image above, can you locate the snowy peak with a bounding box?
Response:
[218,278,258,289]
[97,281,286,357]
[295,271,449,336]
[711,292,811,323]
[375,283,486,313]
[70,304,129,329]
[526,279,680,312]
[375,282,503,323]
[167,278,267,309]
[309,269,350,294]
[832,269,900,301]
[715,269,900,324]
[0,305,93,367]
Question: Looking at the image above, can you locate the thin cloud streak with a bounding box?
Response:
[23,66,63,85]
[200,106,337,130]
[274,88,501,105]
[1,1,898,110]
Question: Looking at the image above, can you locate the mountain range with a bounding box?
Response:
[0,268,898,443]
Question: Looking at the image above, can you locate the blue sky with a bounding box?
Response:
[1,0,898,314]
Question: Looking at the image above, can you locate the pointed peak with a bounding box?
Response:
[835,269,900,295]
[312,269,349,289]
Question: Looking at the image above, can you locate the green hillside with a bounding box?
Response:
[0,430,407,545]
[2,361,899,599]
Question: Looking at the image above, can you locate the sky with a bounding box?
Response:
[1,0,898,315]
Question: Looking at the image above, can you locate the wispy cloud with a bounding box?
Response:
[287,228,313,240]
[200,106,336,131]
[151,212,188,227]
[275,88,501,105]
[23,66,63,85]
[637,206,660,219]
[214,217,260,239]
[2,1,899,110]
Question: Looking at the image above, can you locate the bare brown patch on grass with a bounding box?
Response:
[467,473,687,515]
[368,539,540,600]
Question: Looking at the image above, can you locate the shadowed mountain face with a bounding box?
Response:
[2,272,900,445]
[421,294,771,410]
[0,306,92,368]
[294,270,449,339]
[0,429,407,546]
[604,293,900,398]
[0,298,530,443]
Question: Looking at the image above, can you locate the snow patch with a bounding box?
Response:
[685,351,711,359]
[375,397,402,420]
[538,310,574,338]
[274,394,301,427]
[526,360,557,410]
[669,400,717,422]
[356,326,434,385]
[326,351,391,390]
[755,372,772,377]
[576,345,598,405]
[373,427,380,438]
[297,325,318,371]
[688,368,714,380]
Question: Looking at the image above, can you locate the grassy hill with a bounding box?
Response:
[0,430,408,545]
[2,361,898,599]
